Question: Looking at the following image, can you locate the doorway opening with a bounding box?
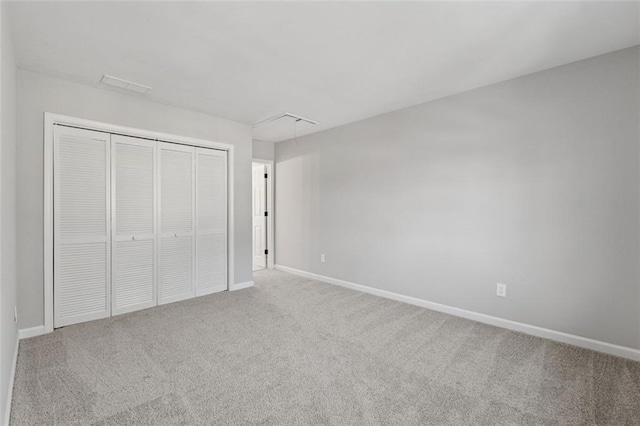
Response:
[252,160,274,271]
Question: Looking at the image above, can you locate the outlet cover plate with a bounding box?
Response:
[496,283,507,298]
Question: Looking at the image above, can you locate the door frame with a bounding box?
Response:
[44,112,235,334]
[252,159,274,269]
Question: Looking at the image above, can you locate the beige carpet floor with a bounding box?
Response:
[10,269,640,425]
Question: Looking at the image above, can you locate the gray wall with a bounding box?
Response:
[275,46,640,349]
[0,3,17,422]
[17,70,253,330]
[253,140,275,161]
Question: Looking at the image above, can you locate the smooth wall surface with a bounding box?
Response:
[0,3,18,422]
[253,140,275,161]
[276,47,640,349]
[17,70,253,330]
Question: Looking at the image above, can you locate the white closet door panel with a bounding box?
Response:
[197,234,226,295]
[160,144,194,234]
[160,236,194,302]
[56,243,109,325]
[197,152,226,232]
[114,138,155,235]
[111,135,157,315]
[159,142,195,304]
[54,126,111,328]
[113,240,155,314]
[196,148,227,296]
[57,131,108,238]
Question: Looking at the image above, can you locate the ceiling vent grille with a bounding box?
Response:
[100,74,151,94]
[252,113,318,143]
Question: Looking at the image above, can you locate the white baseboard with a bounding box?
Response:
[275,264,640,362]
[18,325,47,340]
[3,334,18,426]
[229,281,254,291]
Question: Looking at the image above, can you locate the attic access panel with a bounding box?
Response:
[252,113,318,143]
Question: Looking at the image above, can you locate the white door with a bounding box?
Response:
[195,148,227,296]
[158,142,195,305]
[252,163,267,269]
[54,126,111,328]
[111,135,157,315]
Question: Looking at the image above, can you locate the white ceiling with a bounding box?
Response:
[8,1,640,142]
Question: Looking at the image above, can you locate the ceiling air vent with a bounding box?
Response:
[252,112,318,143]
[100,74,151,94]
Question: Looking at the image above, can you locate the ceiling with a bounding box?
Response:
[8,1,640,142]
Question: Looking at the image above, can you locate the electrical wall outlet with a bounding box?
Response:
[496,283,507,298]
[320,254,326,263]
[14,306,18,323]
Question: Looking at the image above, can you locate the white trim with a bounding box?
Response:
[44,112,236,334]
[229,281,254,291]
[3,335,18,426]
[44,115,54,333]
[45,113,235,151]
[274,264,640,362]
[18,325,46,340]
[252,159,274,269]
[227,148,235,289]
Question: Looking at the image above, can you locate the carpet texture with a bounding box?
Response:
[10,269,640,425]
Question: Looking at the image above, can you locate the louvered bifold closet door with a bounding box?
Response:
[111,135,157,315]
[195,148,227,296]
[159,142,195,304]
[54,126,111,328]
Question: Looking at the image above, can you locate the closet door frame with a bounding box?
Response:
[44,113,235,335]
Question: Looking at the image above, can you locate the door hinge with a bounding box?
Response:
[264,249,268,255]
[264,173,268,179]
[264,211,268,217]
